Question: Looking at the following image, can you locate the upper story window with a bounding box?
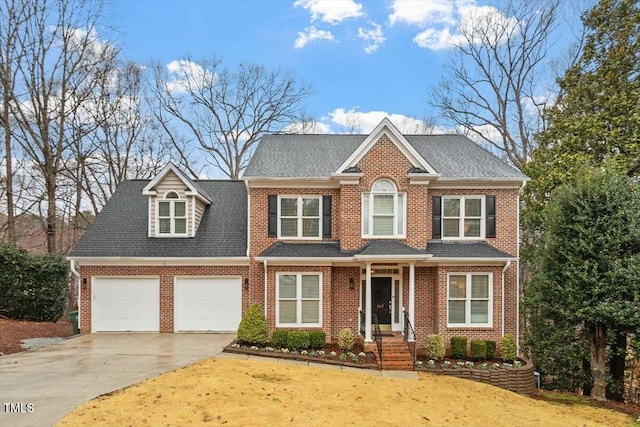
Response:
[157,191,187,236]
[362,179,406,238]
[442,196,484,239]
[278,196,322,239]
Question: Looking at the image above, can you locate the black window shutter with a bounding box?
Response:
[432,195,442,239]
[322,195,332,238]
[268,195,277,237]
[486,195,496,238]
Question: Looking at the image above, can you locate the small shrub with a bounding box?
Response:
[450,336,467,359]
[338,328,353,351]
[470,340,487,361]
[485,340,496,359]
[287,331,310,351]
[308,330,326,350]
[424,334,445,360]
[500,334,517,362]
[271,329,289,348]
[237,304,268,346]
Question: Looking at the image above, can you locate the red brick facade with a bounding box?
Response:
[77,129,522,353]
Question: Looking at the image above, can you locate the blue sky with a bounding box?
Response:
[106,0,581,134]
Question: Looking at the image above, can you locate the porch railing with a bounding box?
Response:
[373,313,383,370]
[403,310,417,366]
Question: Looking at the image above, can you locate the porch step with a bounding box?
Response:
[367,337,415,371]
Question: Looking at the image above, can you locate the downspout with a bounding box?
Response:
[69,260,81,324]
[263,259,268,317]
[501,260,511,337]
[517,179,527,355]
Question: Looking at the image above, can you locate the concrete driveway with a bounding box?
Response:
[0,333,234,427]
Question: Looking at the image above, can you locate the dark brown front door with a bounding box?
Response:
[371,277,392,325]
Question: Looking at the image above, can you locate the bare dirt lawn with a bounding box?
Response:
[57,358,639,427]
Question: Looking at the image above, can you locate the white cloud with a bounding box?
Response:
[388,0,455,26]
[294,26,334,48]
[282,120,331,134]
[165,60,215,94]
[358,22,385,53]
[325,108,444,134]
[389,0,520,51]
[294,0,364,24]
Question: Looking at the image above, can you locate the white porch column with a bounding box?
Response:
[409,263,415,342]
[365,262,372,342]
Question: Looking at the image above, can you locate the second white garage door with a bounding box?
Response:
[174,277,242,332]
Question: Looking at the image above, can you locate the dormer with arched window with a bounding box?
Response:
[142,163,212,238]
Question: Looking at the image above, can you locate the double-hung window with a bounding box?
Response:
[447,273,492,327]
[442,196,483,239]
[277,273,322,326]
[362,179,406,237]
[279,196,321,239]
[157,191,187,236]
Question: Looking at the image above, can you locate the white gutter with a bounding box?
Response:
[263,259,268,317]
[67,256,250,266]
[501,260,511,337]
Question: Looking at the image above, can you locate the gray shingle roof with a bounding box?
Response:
[427,241,514,258]
[70,180,247,258]
[244,133,527,180]
[259,240,513,259]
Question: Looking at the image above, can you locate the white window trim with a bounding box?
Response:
[156,198,188,237]
[276,272,323,327]
[277,195,322,240]
[446,272,493,328]
[362,182,406,239]
[442,196,485,240]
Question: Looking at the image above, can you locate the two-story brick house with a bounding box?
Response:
[69,118,528,359]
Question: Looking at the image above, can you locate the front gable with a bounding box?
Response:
[334,118,440,180]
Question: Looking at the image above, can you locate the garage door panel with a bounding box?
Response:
[175,278,241,332]
[92,278,159,332]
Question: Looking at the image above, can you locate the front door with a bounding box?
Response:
[371,277,392,329]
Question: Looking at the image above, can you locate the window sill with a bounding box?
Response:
[446,324,494,329]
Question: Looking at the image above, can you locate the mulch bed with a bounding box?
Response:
[224,341,378,370]
[0,318,74,356]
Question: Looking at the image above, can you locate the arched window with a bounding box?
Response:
[157,191,187,235]
[362,178,405,237]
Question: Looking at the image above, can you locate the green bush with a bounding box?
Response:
[450,336,467,359]
[308,330,326,350]
[0,244,69,321]
[271,330,289,348]
[485,340,496,359]
[424,334,445,360]
[287,331,310,351]
[237,304,268,346]
[338,328,353,351]
[500,334,517,362]
[470,340,487,361]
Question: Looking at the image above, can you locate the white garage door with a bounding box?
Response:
[174,277,242,332]
[92,278,160,332]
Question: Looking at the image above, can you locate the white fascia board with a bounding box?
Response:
[408,173,441,185]
[335,118,437,175]
[352,254,434,262]
[429,178,528,189]
[68,257,250,266]
[330,172,363,185]
[254,256,346,266]
[184,190,211,205]
[425,257,516,266]
[243,177,340,189]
